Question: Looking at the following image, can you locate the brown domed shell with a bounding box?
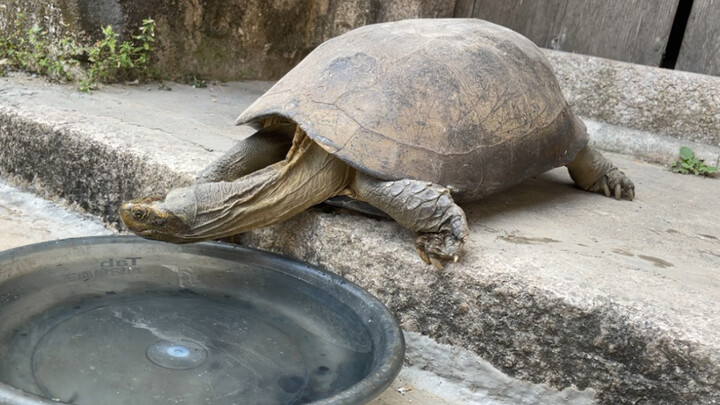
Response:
[236,19,587,202]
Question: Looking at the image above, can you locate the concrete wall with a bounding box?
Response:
[546,50,720,148]
[455,0,720,77]
[0,0,454,80]
[4,1,719,79]
[455,0,678,68]
[676,0,720,76]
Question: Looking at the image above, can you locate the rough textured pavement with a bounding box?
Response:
[1,74,719,404]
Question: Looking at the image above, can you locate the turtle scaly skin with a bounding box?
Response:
[121,129,352,242]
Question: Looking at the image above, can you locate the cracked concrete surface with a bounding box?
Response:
[0,74,719,404]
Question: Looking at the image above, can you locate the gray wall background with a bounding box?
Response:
[1,0,717,79]
[455,0,719,77]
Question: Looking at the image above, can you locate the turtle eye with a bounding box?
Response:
[132,207,147,221]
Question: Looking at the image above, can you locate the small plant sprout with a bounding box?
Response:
[671,146,718,176]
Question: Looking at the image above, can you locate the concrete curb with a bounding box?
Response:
[0,107,192,226]
[585,118,720,167]
[1,74,719,404]
[546,50,720,148]
[232,199,720,405]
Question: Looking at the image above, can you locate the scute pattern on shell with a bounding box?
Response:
[236,19,588,202]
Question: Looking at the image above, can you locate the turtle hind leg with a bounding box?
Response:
[566,145,635,200]
[195,122,295,184]
[351,172,469,269]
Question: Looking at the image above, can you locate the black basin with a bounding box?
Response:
[0,236,404,404]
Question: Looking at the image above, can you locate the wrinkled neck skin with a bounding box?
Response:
[123,130,353,242]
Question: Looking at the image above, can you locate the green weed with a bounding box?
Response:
[79,19,155,92]
[0,16,156,92]
[0,13,79,82]
[671,146,718,176]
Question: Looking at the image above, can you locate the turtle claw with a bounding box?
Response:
[416,248,431,265]
[415,231,464,270]
[588,168,635,201]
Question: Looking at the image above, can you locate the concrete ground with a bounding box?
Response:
[1,74,719,404]
[0,179,583,405]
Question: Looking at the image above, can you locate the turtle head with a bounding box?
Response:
[120,188,197,243]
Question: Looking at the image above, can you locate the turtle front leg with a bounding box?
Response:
[195,123,295,184]
[352,172,469,269]
[566,145,635,200]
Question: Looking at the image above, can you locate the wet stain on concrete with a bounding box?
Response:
[666,229,718,244]
[500,235,560,244]
[613,248,674,268]
[612,248,634,257]
[637,254,674,268]
[699,250,720,259]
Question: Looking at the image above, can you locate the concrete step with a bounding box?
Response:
[1,74,719,404]
[546,50,720,149]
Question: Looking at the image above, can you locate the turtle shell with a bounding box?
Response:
[236,19,588,202]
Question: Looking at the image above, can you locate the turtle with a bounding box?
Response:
[120,18,634,269]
